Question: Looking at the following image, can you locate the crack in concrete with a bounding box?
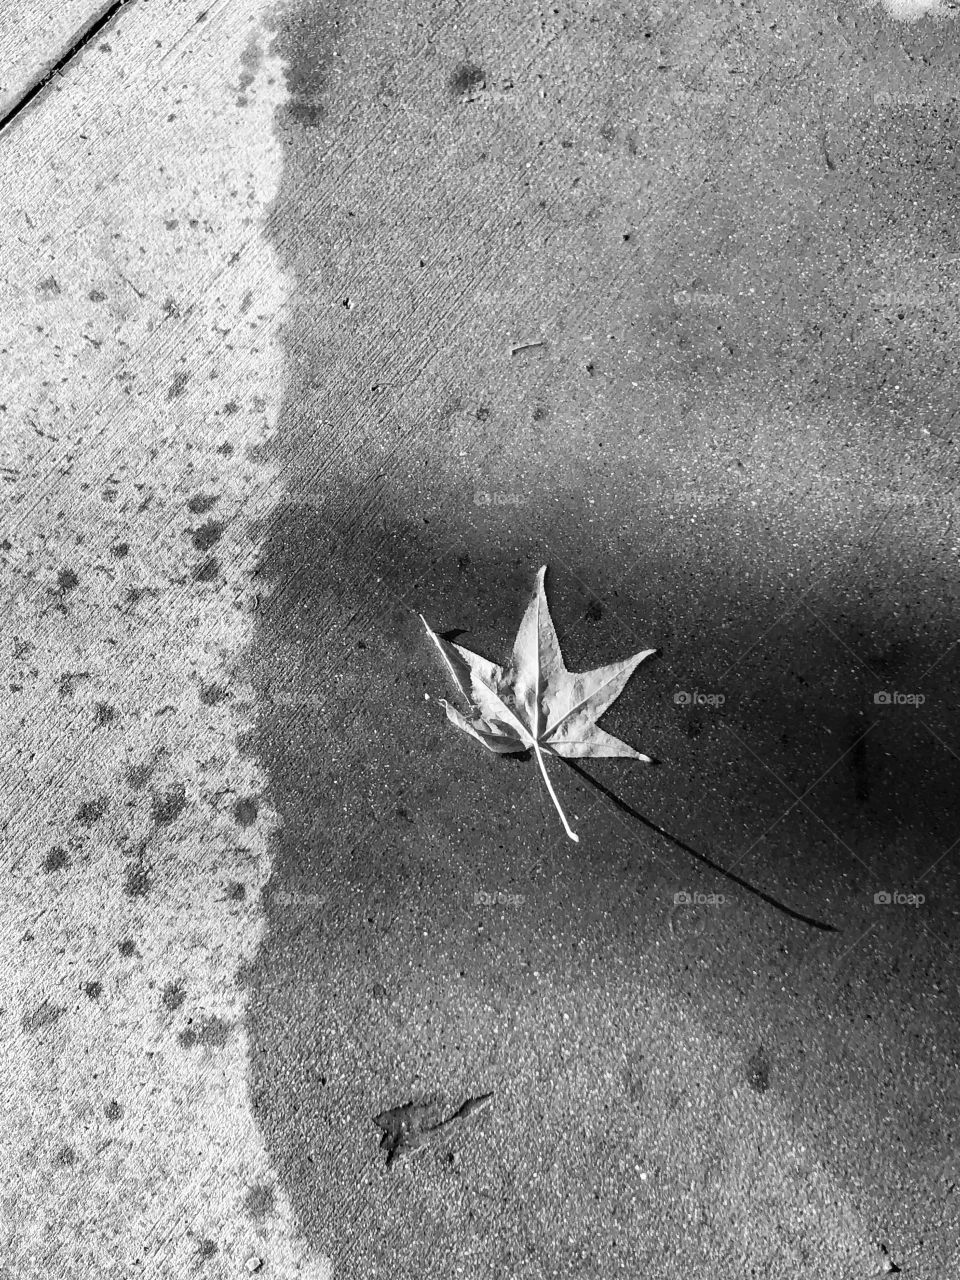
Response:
[0,0,135,136]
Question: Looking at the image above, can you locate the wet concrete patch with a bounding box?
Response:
[244,1181,276,1219]
[235,0,960,1274]
[124,860,151,898]
[191,521,225,552]
[448,62,484,98]
[746,1046,771,1094]
[187,493,218,514]
[151,782,187,826]
[22,1000,66,1033]
[126,761,155,790]
[166,370,190,401]
[192,556,220,582]
[75,797,108,826]
[161,980,186,1011]
[178,1014,232,1049]
[233,797,259,827]
[43,847,70,873]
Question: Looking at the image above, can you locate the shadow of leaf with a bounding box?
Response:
[563,759,838,933]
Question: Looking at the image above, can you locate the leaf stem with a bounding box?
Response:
[533,741,579,842]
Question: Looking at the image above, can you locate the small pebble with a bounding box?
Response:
[246,1258,263,1273]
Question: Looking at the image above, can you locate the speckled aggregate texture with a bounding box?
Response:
[2,0,959,1277]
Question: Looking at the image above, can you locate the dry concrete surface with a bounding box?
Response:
[1,0,959,1277]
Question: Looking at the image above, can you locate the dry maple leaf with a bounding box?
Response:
[421,565,656,842]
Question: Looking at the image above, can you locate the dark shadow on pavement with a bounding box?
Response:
[563,758,839,933]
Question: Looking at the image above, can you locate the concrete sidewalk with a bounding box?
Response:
[1,0,958,1276]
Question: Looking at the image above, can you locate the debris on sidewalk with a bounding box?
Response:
[373,1092,494,1168]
